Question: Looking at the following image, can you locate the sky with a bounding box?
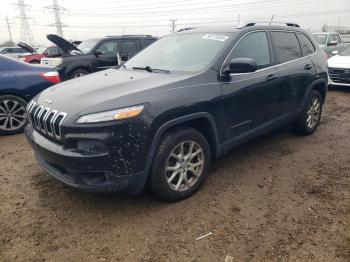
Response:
[0,0,349,46]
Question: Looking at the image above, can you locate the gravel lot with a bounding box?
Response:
[0,90,349,262]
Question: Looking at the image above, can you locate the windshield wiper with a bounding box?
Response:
[132,66,170,73]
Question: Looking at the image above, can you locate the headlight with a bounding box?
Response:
[50,58,63,66]
[76,105,144,123]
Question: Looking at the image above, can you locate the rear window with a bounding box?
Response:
[297,33,316,56]
[271,31,302,64]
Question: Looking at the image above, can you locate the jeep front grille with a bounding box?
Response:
[26,101,67,141]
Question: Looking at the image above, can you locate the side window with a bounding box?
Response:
[97,41,118,55]
[297,33,316,56]
[333,34,341,43]
[119,40,139,54]
[270,31,302,63]
[229,31,270,69]
[143,39,156,48]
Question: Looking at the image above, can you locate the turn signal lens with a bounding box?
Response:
[76,105,145,124]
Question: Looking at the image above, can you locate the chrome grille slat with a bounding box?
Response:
[26,101,67,142]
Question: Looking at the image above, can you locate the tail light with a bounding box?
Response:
[40,71,61,84]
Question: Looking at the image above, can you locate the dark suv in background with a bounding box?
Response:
[42,34,157,80]
[25,22,327,201]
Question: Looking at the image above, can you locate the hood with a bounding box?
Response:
[47,34,81,54]
[17,42,37,54]
[34,69,196,121]
[328,55,350,68]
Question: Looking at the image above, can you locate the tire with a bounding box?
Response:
[70,69,89,79]
[0,95,28,135]
[293,90,323,135]
[148,127,211,202]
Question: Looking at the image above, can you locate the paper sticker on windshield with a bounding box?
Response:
[202,34,229,42]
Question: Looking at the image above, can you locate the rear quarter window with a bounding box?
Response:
[270,31,302,64]
[297,33,316,56]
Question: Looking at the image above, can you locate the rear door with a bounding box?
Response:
[95,40,119,69]
[270,31,316,115]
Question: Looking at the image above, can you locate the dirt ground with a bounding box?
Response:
[0,90,349,262]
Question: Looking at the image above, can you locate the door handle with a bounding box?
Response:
[304,64,313,70]
[265,74,278,81]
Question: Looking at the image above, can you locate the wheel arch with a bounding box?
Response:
[66,63,93,77]
[304,78,327,104]
[144,112,222,176]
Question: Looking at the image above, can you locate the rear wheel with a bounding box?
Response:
[293,90,322,135]
[0,95,28,135]
[70,69,89,79]
[149,128,211,201]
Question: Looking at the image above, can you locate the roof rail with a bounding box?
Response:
[121,34,154,37]
[176,27,196,32]
[238,21,300,29]
[105,35,154,38]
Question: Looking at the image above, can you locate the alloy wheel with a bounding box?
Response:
[306,97,321,129]
[0,99,27,132]
[165,140,205,192]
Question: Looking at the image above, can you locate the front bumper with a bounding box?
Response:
[328,78,350,87]
[25,125,148,194]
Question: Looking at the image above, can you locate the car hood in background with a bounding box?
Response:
[17,42,37,54]
[328,55,350,68]
[47,34,81,54]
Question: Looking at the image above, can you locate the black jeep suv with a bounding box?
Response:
[25,23,327,201]
[44,34,157,80]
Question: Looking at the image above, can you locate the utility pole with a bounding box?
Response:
[14,0,35,45]
[5,16,14,44]
[269,14,275,25]
[237,14,241,26]
[170,19,177,32]
[45,0,67,37]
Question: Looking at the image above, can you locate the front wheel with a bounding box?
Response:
[149,128,211,201]
[293,90,323,135]
[0,95,28,135]
[70,69,89,79]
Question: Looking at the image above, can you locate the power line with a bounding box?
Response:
[14,0,35,45]
[45,0,67,37]
[67,0,329,16]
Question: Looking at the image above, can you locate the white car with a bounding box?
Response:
[328,44,350,87]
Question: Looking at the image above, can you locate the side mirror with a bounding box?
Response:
[94,49,103,56]
[224,58,258,74]
[331,50,338,56]
[327,41,337,47]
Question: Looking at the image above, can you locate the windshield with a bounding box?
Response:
[77,39,99,54]
[125,32,234,72]
[37,47,46,53]
[340,44,350,56]
[313,34,327,45]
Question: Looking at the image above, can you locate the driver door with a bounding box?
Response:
[221,31,281,141]
[95,40,119,70]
